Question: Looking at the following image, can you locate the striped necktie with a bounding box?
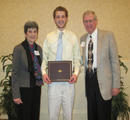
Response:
[87,36,93,77]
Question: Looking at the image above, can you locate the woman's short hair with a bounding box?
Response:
[24,21,39,34]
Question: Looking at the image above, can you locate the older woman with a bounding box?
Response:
[11,21,43,120]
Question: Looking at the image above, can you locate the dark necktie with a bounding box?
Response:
[87,36,93,77]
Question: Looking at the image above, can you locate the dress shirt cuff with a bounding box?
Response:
[42,69,47,75]
[73,69,79,76]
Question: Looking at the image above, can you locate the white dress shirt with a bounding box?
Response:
[42,29,81,75]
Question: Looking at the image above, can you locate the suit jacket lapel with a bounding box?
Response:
[97,29,104,66]
[81,30,105,69]
[81,34,88,65]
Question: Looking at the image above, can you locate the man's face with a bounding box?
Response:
[54,11,68,31]
[25,28,38,45]
[83,13,97,35]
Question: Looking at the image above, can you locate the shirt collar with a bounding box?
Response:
[88,28,97,38]
[57,29,66,34]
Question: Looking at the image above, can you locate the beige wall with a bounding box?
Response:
[0,0,130,59]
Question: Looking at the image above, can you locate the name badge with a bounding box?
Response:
[81,42,85,47]
[34,50,40,56]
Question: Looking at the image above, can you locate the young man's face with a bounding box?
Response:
[54,11,68,31]
[25,28,38,45]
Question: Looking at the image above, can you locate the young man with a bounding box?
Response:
[42,6,81,120]
[80,10,120,120]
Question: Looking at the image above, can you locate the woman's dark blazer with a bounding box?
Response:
[11,43,43,99]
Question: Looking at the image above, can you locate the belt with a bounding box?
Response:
[86,68,97,73]
[94,68,97,72]
[85,68,97,78]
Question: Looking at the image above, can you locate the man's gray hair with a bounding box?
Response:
[83,10,97,20]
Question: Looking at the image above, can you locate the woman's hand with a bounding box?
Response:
[14,98,23,104]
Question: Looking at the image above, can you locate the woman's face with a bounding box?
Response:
[25,28,38,45]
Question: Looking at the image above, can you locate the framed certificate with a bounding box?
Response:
[48,61,72,82]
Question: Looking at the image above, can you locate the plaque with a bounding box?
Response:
[48,61,72,82]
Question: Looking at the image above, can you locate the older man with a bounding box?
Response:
[80,10,120,120]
